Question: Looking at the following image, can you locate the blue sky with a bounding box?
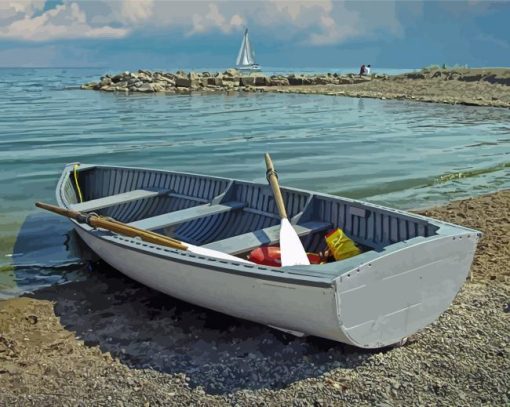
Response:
[0,0,509,69]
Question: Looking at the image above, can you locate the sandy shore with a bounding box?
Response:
[1,190,509,406]
[264,76,510,108]
[262,68,510,108]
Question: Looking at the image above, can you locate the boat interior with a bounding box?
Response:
[62,166,440,266]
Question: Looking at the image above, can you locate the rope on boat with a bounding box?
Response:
[73,164,84,203]
[266,168,278,183]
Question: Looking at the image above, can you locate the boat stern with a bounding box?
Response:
[333,232,479,349]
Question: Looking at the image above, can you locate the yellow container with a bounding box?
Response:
[325,228,360,261]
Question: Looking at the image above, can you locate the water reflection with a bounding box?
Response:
[0,213,92,297]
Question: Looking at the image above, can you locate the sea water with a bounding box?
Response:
[1,67,509,296]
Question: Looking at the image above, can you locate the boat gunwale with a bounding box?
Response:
[77,226,335,287]
[67,163,480,235]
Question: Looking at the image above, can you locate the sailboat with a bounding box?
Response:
[236,28,261,72]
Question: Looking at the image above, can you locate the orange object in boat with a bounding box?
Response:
[248,246,322,267]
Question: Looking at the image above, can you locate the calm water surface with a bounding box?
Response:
[1,68,509,296]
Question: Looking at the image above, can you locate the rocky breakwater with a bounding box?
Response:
[81,69,378,93]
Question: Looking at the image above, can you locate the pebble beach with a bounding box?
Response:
[1,190,508,406]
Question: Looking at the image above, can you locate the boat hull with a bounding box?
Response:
[75,226,352,343]
[74,224,478,348]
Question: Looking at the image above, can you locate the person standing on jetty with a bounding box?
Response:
[366,64,371,75]
[359,64,366,76]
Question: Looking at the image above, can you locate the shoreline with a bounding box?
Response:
[81,67,510,109]
[1,190,508,405]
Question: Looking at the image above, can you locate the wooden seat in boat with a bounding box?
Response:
[71,188,172,212]
[203,221,331,255]
[128,201,246,231]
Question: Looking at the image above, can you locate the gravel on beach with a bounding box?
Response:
[1,190,509,406]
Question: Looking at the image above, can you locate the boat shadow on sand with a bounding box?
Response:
[9,212,389,394]
[29,260,384,394]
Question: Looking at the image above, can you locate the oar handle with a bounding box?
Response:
[264,153,288,219]
[36,201,86,222]
[35,201,188,251]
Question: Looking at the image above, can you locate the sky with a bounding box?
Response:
[0,0,509,69]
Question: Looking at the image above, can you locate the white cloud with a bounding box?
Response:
[118,0,154,24]
[0,0,406,46]
[189,3,244,35]
[0,0,46,21]
[272,0,333,21]
[0,2,128,41]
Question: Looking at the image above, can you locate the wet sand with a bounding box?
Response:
[1,190,509,406]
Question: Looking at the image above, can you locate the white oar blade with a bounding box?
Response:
[280,218,310,267]
[187,244,253,264]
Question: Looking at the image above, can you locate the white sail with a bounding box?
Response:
[236,29,256,67]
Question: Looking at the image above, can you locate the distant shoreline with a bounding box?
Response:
[81,67,510,108]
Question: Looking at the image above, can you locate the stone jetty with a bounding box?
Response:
[80,68,379,93]
[81,67,510,108]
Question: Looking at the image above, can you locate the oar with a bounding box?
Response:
[264,154,310,267]
[35,202,252,264]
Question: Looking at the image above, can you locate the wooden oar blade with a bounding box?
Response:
[280,218,310,267]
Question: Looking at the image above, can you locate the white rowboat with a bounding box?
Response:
[55,163,480,349]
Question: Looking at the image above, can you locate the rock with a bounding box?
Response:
[152,83,166,92]
[80,82,97,90]
[207,77,223,87]
[137,83,155,93]
[253,76,269,86]
[224,68,239,77]
[111,74,126,83]
[312,75,334,85]
[100,86,115,92]
[406,72,426,80]
[222,76,240,86]
[175,77,193,88]
[25,315,38,325]
[288,75,304,86]
[269,76,289,86]
[461,74,483,82]
[240,77,256,86]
